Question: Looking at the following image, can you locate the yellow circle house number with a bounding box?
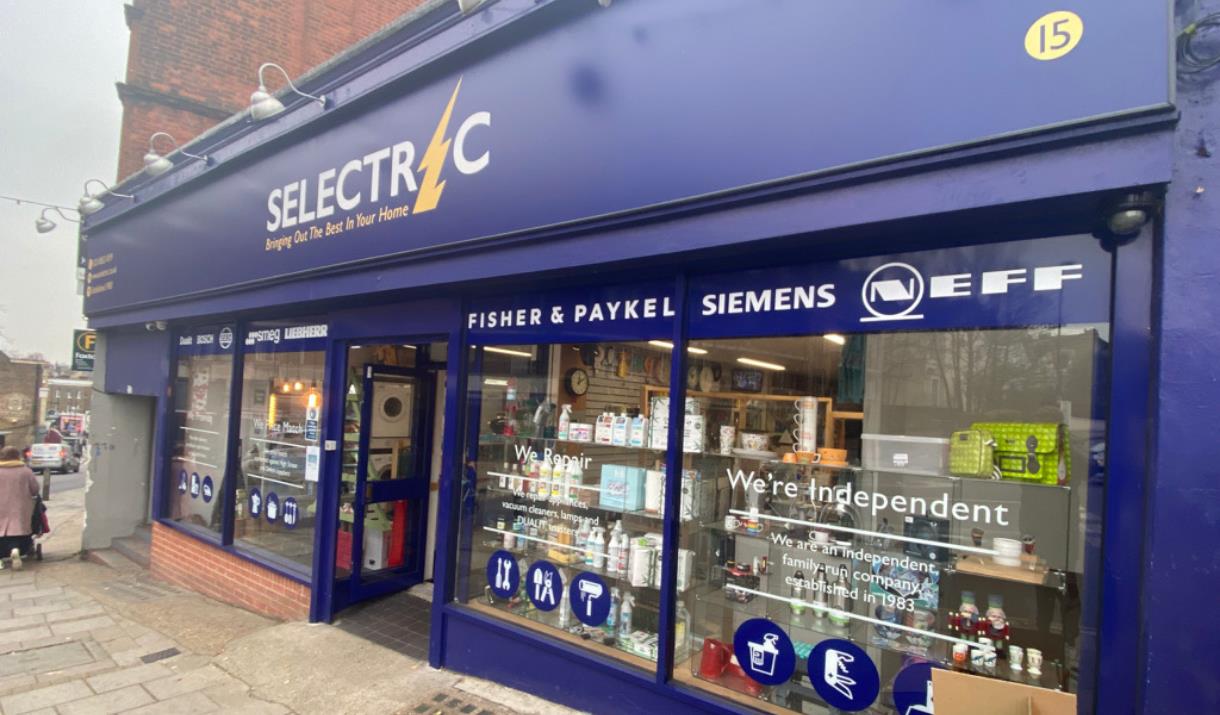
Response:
[1025,11,1084,61]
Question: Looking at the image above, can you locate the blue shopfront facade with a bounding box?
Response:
[80,1,1220,713]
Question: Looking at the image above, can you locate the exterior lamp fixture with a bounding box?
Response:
[250,62,326,120]
[1104,192,1158,237]
[34,207,80,234]
[78,179,133,216]
[456,0,486,13]
[143,132,208,176]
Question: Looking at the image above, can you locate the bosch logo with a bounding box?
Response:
[860,263,925,323]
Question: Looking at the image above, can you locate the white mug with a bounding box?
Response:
[1027,648,1043,675]
[724,515,741,530]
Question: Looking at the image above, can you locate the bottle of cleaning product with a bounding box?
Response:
[813,565,828,618]
[675,603,691,658]
[557,573,571,627]
[616,526,630,574]
[566,460,583,501]
[829,569,851,626]
[550,461,564,499]
[510,462,521,491]
[607,587,621,632]
[606,522,622,575]
[612,411,629,446]
[557,405,572,441]
[584,524,597,566]
[629,414,648,448]
[592,526,607,569]
[499,461,509,489]
[539,460,553,499]
[618,593,634,639]
[575,519,590,559]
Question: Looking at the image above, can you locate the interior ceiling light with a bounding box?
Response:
[78,179,134,216]
[34,207,80,234]
[484,378,509,387]
[143,132,208,176]
[823,334,847,345]
[250,62,327,120]
[647,340,709,355]
[737,356,786,371]
[483,346,534,358]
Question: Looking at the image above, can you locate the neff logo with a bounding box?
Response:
[860,263,1083,323]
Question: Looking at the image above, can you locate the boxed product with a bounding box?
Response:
[650,547,694,591]
[861,433,949,475]
[567,423,593,442]
[683,414,705,453]
[599,464,647,511]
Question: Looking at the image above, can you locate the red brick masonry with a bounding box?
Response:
[150,522,310,620]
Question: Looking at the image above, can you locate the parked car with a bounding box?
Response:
[27,443,80,474]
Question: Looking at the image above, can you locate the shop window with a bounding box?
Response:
[166,325,235,536]
[456,340,683,670]
[234,322,327,573]
[677,327,1105,712]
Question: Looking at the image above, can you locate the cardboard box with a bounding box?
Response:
[599,464,646,511]
[931,670,1075,715]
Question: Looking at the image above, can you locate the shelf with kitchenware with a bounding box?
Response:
[640,386,861,450]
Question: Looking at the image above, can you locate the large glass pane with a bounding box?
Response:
[167,325,235,535]
[679,328,1105,712]
[455,341,683,671]
[234,322,326,572]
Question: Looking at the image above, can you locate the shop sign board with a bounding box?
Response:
[72,330,96,372]
[82,1,1169,316]
[467,235,1110,343]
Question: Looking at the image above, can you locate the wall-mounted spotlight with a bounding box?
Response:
[456,0,486,13]
[143,132,208,176]
[78,179,134,216]
[250,62,327,120]
[34,207,80,234]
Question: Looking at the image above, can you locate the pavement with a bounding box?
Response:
[0,477,583,715]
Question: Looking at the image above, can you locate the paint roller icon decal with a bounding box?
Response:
[578,579,604,617]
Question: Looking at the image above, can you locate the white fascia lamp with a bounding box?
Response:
[143,132,208,176]
[78,179,134,216]
[456,0,487,12]
[250,62,327,121]
[34,207,81,234]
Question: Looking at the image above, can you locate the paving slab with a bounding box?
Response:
[57,684,154,715]
[0,679,92,714]
[122,690,218,715]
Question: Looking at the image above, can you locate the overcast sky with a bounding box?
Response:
[0,1,128,363]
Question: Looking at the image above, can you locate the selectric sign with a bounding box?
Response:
[82,1,1168,316]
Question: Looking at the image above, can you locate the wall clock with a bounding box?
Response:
[564,367,590,397]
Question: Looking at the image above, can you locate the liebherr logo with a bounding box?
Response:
[859,262,1085,323]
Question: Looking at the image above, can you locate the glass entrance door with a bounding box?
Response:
[338,361,435,603]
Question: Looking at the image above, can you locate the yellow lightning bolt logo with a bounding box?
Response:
[413,78,463,214]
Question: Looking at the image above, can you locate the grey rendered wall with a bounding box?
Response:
[82,332,158,550]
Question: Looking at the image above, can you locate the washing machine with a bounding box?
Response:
[371,379,413,440]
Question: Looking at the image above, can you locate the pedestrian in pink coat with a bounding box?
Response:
[0,446,39,569]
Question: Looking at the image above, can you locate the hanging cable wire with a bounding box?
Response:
[0,194,76,211]
[1178,13,1220,74]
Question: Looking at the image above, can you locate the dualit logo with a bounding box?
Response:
[264,78,490,234]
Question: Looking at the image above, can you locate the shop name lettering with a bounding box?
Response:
[263,78,490,251]
[468,297,676,329]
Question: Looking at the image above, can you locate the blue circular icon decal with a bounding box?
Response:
[487,550,520,599]
[809,639,880,711]
[281,497,300,529]
[525,560,562,611]
[248,487,262,518]
[569,572,611,626]
[893,661,941,715]
[189,472,201,499]
[732,618,797,686]
[265,492,281,523]
[201,476,214,503]
[178,470,188,494]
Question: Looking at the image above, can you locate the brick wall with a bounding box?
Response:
[117,0,421,179]
[149,522,311,620]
